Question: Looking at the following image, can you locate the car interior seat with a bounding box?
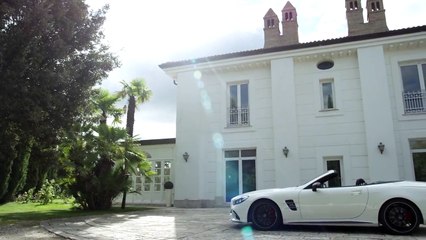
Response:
[355,178,366,186]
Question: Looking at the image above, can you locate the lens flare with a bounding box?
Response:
[193,70,202,80]
[212,133,224,149]
[241,226,254,240]
[200,90,212,112]
[197,79,205,89]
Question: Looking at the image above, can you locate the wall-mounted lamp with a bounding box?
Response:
[283,147,289,158]
[183,152,189,162]
[378,142,385,154]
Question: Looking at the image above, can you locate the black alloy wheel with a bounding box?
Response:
[250,200,282,230]
[381,200,420,235]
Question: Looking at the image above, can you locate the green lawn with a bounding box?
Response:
[0,200,150,225]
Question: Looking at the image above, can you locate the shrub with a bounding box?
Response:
[16,179,71,205]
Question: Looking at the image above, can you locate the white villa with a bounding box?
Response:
[125,0,426,207]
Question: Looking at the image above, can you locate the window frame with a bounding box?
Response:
[224,148,257,202]
[136,160,172,193]
[391,54,426,120]
[400,61,426,114]
[227,81,250,127]
[409,138,426,182]
[324,157,343,187]
[319,79,337,111]
[400,62,426,92]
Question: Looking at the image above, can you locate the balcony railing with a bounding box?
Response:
[228,107,250,127]
[403,90,426,114]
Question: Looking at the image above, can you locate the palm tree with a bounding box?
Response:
[92,89,124,125]
[117,78,152,137]
[68,124,154,210]
[71,88,125,209]
[117,78,152,208]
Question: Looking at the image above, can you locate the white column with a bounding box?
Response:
[358,46,399,181]
[174,71,201,205]
[271,58,300,187]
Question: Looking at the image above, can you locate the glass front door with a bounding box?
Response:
[242,160,256,193]
[225,149,256,202]
[226,161,239,202]
[326,159,342,187]
[413,152,426,182]
[409,139,426,182]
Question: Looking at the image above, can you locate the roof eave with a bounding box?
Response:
[159,26,426,70]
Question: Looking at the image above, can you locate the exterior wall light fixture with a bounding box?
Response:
[378,142,385,154]
[183,152,189,162]
[283,147,289,158]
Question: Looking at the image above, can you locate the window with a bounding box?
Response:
[325,159,342,187]
[409,139,426,182]
[137,160,172,192]
[349,1,358,10]
[400,62,426,114]
[225,149,256,202]
[135,175,143,192]
[228,83,250,127]
[317,60,334,70]
[266,19,275,28]
[370,1,381,11]
[285,12,293,21]
[320,79,336,110]
[413,153,426,182]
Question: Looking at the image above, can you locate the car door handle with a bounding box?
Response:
[351,191,362,196]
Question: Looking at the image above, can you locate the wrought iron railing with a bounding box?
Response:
[228,108,250,127]
[403,90,426,114]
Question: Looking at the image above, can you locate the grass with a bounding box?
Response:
[0,200,150,226]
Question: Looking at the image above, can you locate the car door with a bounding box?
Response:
[298,186,368,220]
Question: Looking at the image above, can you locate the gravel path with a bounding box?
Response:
[2,209,426,240]
[0,223,62,240]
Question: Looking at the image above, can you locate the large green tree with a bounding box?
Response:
[0,0,118,203]
[117,78,152,208]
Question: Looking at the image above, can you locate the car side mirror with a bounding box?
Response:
[312,182,321,192]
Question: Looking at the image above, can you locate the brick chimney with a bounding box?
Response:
[264,1,299,48]
[346,0,388,36]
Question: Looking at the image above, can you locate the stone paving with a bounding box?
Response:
[41,207,426,240]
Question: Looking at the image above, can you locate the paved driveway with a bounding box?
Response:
[42,207,426,240]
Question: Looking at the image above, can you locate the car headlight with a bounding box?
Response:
[233,195,249,205]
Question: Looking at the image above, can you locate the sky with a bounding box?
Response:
[86,0,426,140]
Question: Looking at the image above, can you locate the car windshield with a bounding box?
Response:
[300,171,341,189]
[300,172,403,189]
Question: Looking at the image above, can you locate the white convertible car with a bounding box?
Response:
[230,170,426,235]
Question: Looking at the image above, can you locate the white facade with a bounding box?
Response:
[160,27,426,207]
[118,139,176,205]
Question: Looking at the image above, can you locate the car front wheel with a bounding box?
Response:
[380,199,420,235]
[249,200,282,230]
